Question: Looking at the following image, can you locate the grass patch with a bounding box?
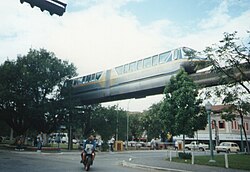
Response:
[170,153,250,171]
[48,143,79,149]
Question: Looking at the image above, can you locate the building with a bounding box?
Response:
[175,105,250,148]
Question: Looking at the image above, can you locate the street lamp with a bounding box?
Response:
[116,104,119,141]
[126,99,131,150]
[205,101,216,163]
[238,118,244,152]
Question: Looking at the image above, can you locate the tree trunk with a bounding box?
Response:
[183,135,186,153]
[240,113,249,153]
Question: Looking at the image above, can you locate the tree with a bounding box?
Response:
[142,102,164,140]
[159,69,206,149]
[129,112,144,141]
[0,48,77,137]
[202,31,250,152]
[93,105,127,142]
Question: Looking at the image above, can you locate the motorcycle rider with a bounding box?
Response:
[80,135,96,163]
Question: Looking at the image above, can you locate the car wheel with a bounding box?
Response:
[199,147,205,151]
[216,150,220,153]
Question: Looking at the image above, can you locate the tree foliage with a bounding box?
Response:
[129,112,144,141]
[202,31,250,152]
[142,102,163,140]
[0,48,77,136]
[159,69,206,138]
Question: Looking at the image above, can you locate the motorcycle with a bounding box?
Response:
[82,144,95,171]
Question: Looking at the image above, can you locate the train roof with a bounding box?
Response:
[69,47,202,80]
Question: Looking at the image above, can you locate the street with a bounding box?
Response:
[0,149,168,172]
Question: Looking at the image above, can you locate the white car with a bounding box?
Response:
[215,142,240,153]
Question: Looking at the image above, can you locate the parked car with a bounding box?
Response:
[215,142,240,153]
[185,141,209,151]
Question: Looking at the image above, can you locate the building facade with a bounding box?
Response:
[176,105,250,148]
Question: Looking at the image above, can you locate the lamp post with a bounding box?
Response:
[116,104,119,141]
[205,101,215,163]
[126,99,131,150]
[238,118,244,152]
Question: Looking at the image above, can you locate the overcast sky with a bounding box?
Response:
[0,0,250,111]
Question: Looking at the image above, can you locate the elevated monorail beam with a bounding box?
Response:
[190,63,250,87]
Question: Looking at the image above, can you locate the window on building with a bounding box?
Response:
[219,121,225,129]
[212,120,216,129]
[245,122,249,130]
[231,121,238,130]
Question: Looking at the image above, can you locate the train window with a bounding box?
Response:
[91,74,95,81]
[159,51,171,63]
[77,77,82,84]
[152,55,158,66]
[183,47,195,58]
[115,66,123,75]
[173,49,182,60]
[166,53,172,62]
[129,62,137,72]
[143,57,152,68]
[178,49,183,59]
[124,64,129,73]
[137,60,143,70]
[82,76,86,83]
[96,72,102,80]
[173,50,177,60]
[64,80,72,87]
[86,75,91,82]
[73,79,78,86]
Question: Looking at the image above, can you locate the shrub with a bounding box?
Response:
[178,152,192,159]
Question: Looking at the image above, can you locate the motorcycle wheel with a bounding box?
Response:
[85,157,92,171]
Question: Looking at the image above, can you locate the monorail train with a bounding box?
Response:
[64,47,208,104]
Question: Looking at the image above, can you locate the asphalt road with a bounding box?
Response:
[2,149,245,172]
[0,149,164,172]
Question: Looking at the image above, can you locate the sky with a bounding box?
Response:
[0,0,250,112]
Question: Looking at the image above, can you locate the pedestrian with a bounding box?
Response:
[174,140,178,150]
[150,137,156,150]
[37,132,43,152]
[15,136,23,151]
[160,130,166,142]
[109,136,115,152]
[97,138,103,151]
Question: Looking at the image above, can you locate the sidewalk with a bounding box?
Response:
[121,150,248,172]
